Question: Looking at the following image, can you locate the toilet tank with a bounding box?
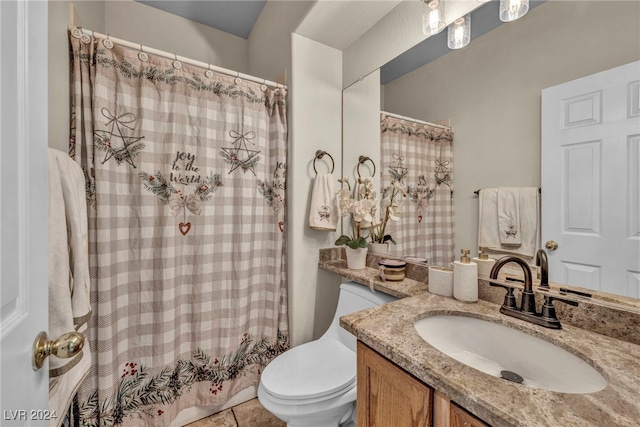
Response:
[321,281,397,352]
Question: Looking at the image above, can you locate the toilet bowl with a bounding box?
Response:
[258,281,397,427]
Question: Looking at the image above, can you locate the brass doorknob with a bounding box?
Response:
[545,240,559,251]
[32,331,84,370]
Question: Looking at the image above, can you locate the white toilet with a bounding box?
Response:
[258,281,397,427]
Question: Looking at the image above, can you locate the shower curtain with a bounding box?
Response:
[69,31,289,426]
[380,114,454,266]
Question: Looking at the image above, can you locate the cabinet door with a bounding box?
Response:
[357,341,433,427]
[450,402,490,427]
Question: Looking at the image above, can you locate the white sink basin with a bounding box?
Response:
[413,315,608,394]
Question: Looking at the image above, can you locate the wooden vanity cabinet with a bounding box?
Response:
[357,341,433,426]
[450,402,490,427]
[357,341,489,427]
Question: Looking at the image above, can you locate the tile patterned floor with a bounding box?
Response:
[185,398,285,427]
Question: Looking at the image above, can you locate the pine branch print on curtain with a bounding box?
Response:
[380,114,455,266]
[69,30,289,426]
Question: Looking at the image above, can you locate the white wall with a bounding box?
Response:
[382,1,640,263]
[48,1,105,152]
[247,1,313,83]
[104,1,248,73]
[343,70,382,217]
[289,34,343,346]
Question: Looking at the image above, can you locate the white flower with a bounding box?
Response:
[352,199,375,223]
[358,178,375,198]
[388,204,402,221]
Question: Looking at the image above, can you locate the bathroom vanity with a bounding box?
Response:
[319,249,640,427]
[357,341,488,427]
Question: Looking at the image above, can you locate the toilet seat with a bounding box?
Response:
[260,337,356,403]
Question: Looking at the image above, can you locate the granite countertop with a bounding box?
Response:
[340,292,640,427]
[318,258,428,298]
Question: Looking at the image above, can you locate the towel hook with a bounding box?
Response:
[313,150,334,175]
[357,155,376,178]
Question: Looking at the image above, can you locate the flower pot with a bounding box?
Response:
[345,246,368,270]
[368,242,389,255]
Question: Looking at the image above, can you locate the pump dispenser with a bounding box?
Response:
[473,246,496,278]
[453,249,478,302]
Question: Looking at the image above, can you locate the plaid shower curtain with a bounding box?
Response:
[69,30,289,426]
[380,114,455,266]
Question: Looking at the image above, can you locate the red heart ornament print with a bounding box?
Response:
[179,222,191,235]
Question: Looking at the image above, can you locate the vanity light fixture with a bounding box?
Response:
[500,0,529,22]
[447,15,471,49]
[422,0,446,36]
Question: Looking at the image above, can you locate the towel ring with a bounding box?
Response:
[313,150,334,175]
[357,155,376,178]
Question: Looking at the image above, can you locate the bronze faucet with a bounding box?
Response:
[489,255,577,329]
[535,249,549,288]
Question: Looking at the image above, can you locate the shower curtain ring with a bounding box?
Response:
[102,33,114,49]
[261,78,267,92]
[205,64,214,79]
[234,72,242,85]
[173,54,182,70]
[138,44,148,62]
[80,30,93,44]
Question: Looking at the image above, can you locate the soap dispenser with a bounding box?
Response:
[453,249,478,303]
[473,246,496,278]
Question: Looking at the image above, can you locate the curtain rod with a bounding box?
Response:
[72,26,287,90]
[381,111,450,130]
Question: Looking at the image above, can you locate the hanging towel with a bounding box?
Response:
[308,173,339,231]
[478,188,500,250]
[478,187,540,260]
[498,187,522,246]
[48,149,92,427]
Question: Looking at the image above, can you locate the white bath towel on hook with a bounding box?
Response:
[309,173,339,231]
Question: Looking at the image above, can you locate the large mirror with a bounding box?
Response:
[342,0,640,302]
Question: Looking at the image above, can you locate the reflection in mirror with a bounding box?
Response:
[344,1,640,302]
[379,114,454,265]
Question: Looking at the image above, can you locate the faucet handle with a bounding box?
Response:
[489,282,518,310]
[541,295,578,326]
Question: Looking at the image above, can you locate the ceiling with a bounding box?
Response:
[136,0,543,84]
[137,0,267,39]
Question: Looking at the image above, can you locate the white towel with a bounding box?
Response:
[498,187,522,246]
[48,149,92,427]
[478,187,540,260]
[309,173,339,231]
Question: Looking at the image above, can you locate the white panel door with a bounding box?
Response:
[1,0,50,424]
[542,61,640,297]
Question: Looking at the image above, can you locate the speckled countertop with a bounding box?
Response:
[318,248,640,426]
[340,293,640,427]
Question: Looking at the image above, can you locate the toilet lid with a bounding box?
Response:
[261,337,356,400]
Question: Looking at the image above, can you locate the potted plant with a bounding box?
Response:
[335,177,376,269]
[368,181,405,254]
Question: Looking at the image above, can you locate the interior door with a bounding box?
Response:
[1,0,50,423]
[541,60,640,297]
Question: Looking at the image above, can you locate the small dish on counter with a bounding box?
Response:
[378,258,407,281]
